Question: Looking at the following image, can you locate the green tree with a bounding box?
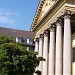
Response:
[0,36,45,75]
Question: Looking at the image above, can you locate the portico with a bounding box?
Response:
[31,0,75,75]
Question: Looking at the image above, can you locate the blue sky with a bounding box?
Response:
[0,0,39,31]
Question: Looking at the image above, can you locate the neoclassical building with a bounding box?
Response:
[30,0,75,75]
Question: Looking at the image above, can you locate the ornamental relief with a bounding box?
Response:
[40,0,56,18]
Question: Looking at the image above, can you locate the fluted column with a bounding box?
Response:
[63,10,72,75]
[42,30,49,75]
[55,18,63,75]
[38,34,43,74]
[48,25,55,75]
[34,38,39,75]
[34,38,39,53]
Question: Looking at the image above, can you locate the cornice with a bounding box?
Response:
[30,0,45,31]
[31,0,61,32]
[31,0,61,31]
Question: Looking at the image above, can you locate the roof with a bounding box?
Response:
[0,27,35,39]
[30,0,45,30]
[30,0,60,31]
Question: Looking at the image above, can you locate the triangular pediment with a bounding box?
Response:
[31,0,59,31]
[40,0,56,19]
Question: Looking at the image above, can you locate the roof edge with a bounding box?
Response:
[30,0,45,31]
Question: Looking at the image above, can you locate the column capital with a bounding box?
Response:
[62,10,73,19]
[34,38,39,42]
[44,30,48,36]
[50,24,55,32]
[39,34,44,38]
[56,17,63,26]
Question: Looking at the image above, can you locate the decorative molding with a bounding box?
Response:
[56,17,63,26]
[44,30,49,36]
[50,23,56,32]
[31,0,45,30]
[40,0,56,18]
[31,0,60,31]
[34,38,39,42]
[62,10,73,19]
[39,34,44,38]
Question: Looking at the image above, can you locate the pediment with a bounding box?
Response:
[31,0,59,31]
[40,0,56,18]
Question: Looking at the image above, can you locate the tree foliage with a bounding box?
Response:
[0,36,45,75]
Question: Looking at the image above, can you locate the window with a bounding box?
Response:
[27,47,29,50]
[16,37,24,43]
[26,46,34,51]
[27,39,34,44]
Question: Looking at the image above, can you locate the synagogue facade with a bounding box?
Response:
[31,0,75,75]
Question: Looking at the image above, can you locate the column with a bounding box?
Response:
[63,10,72,75]
[42,30,49,75]
[48,25,55,75]
[55,18,63,75]
[34,38,39,75]
[38,34,43,73]
[34,38,39,53]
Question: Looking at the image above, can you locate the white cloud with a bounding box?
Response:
[0,16,17,25]
[0,8,20,17]
[0,8,20,25]
[0,11,20,17]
